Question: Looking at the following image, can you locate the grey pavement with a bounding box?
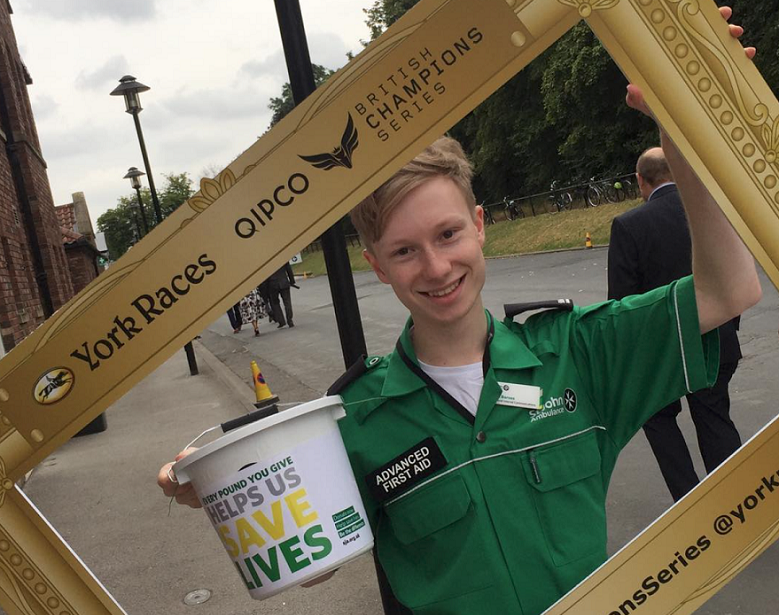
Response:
[19,248,779,614]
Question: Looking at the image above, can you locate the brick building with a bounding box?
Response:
[56,192,101,295]
[0,1,75,356]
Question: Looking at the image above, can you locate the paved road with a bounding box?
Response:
[204,247,779,615]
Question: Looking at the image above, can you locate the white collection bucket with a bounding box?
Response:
[173,395,373,600]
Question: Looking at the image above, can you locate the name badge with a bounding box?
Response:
[365,437,447,504]
[497,382,542,410]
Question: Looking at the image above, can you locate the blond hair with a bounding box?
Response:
[351,136,476,248]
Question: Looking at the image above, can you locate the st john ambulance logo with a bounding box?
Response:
[563,388,577,413]
[33,368,75,405]
[299,113,359,170]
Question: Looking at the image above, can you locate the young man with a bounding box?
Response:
[159,12,759,614]
[326,120,760,613]
[608,147,743,502]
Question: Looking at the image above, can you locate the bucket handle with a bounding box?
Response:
[220,403,279,433]
[179,402,280,453]
[331,404,346,421]
[180,395,342,460]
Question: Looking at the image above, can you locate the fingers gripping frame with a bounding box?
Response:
[0,1,776,614]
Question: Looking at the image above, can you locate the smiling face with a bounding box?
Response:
[364,176,487,333]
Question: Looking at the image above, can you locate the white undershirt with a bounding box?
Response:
[418,360,484,416]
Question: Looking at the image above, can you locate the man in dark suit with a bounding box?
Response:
[226,302,242,333]
[268,263,296,328]
[608,147,742,502]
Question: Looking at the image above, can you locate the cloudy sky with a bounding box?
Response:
[11,0,373,224]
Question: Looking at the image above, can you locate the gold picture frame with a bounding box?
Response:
[0,1,776,613]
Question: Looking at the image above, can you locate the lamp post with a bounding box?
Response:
[273,0,366,369]
[111,75,199,376]
[110,75,163,224]
[271,2,404,613]
[128,202,143,240]
[124,167,149,235]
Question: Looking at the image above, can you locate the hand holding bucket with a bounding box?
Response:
[166,396,373,600]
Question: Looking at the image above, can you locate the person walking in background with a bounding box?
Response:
[608,146,743,502]
[239,288,266,337]
[268,262,296,328]
[257,279,274,324]
[226,302,242,334]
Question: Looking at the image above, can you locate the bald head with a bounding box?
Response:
[636,147,673,200]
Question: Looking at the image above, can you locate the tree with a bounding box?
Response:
[96,204,137,261]
[97,173,194,260]
[539,24,657,183]
[450,59,562,202]
[159,173,195,219]
[268,64,335,127]
[363,0,420,42]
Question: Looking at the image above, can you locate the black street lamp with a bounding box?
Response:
[273,0,367,370]
[271,1,403,612]
[111,75,199,376]
[110,75,163,224]
[129,204,143,241]
[124,167,149,235]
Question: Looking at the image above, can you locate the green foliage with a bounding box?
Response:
[97,173,194,260]
[268,64,335,127]
[96,205,136,262]
[450,60,559,202]
[540,24,657,183]
[159,173,195,218]
[363,0,420,42]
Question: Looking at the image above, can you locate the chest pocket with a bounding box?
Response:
[523,430,607,567]
[380,471,493,608]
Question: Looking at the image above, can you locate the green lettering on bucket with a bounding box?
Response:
[235,526,335,589]
[245,548,282,587]
[332,506,356,522]
[335,513,362,531]
[235,561,255,590]
[305,524,333,561]
[279,535,311,574]
[338,519,365,539]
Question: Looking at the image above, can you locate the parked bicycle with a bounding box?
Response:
[580,178,602,207]
[481,203,497,225]
[503,195,524,221]
[599,177,621,204]
[549,181,573,212]
[613,176,638,201]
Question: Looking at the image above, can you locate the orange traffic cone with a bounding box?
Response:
[585,232,593,249]
[251,360,279,408]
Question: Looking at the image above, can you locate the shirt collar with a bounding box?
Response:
[380,310,542,400]
[490,317,544,370]
[647,181,676,201]
[380,317,431,399]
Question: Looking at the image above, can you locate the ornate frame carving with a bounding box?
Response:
[0,1,776,613]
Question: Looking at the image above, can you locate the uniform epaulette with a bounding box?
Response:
[504,299,574,320]
[326,354,382,395]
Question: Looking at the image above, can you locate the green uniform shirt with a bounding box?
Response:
[337,276,719,615]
